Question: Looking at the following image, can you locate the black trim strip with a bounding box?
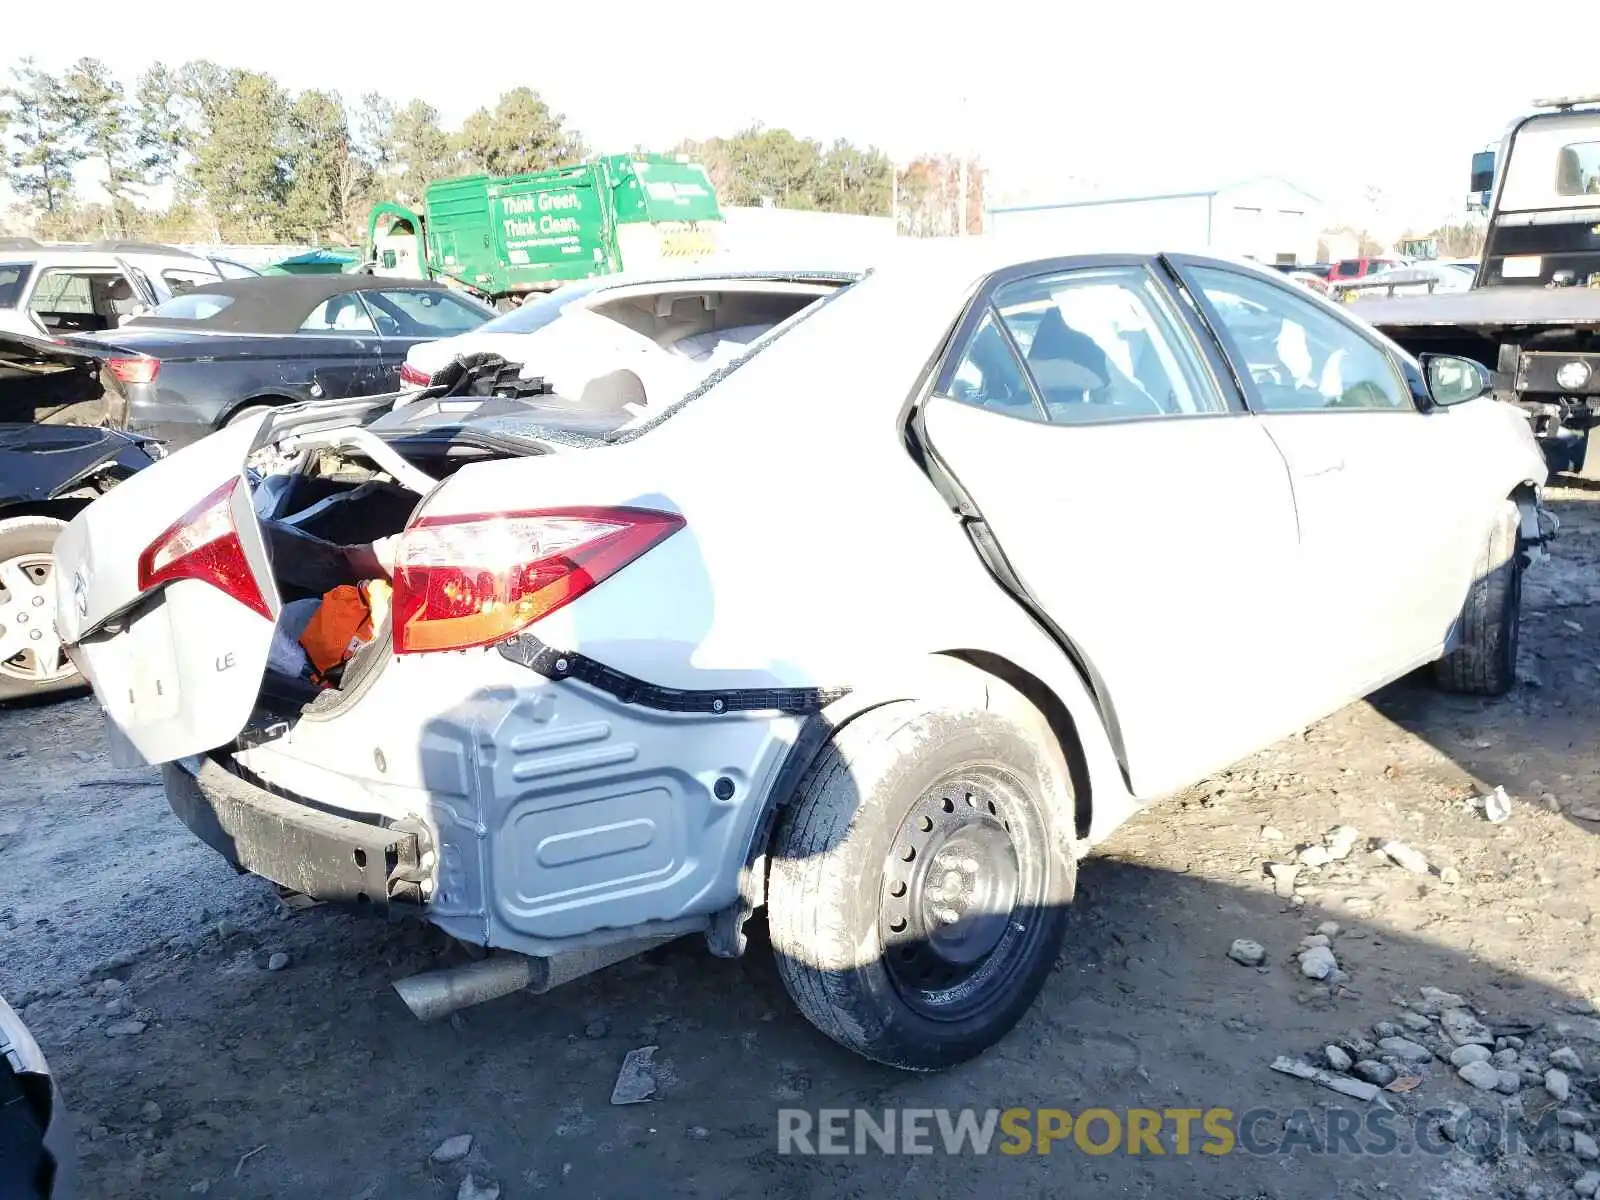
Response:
[498,632,850,715]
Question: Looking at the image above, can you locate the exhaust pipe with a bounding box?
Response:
[393,937,676,1022]
[393,955,534,1022]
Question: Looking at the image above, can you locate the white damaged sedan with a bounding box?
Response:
[53,244,1551,1069]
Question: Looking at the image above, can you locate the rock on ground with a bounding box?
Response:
[1354,1061,1397,1086]
[1379,840,1431,874]
[431,1134,473,1164]
[1300,946,1337,980]
[1227,938,1266,967]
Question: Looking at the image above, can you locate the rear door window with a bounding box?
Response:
[27,268,133,332]
[301,295,377,334]
[993,265,1224,423]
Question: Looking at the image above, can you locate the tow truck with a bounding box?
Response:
[1345,95,1600,476]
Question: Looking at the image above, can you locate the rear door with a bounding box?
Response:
[918,256,1309,798]
[1171,259,1484,686]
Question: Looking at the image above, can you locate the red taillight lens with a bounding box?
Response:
[137,478,271,619]
[107,357,160,386]
[392,507,684,654]
[398,361,431,388]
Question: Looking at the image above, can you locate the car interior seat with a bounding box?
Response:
[1025,308,1113,405]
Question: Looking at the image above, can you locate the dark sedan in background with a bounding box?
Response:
[0,275,493,449]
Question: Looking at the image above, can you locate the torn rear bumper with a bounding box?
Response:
[162,756,425,907]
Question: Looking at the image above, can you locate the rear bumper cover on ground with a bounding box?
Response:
[163,755,423,907]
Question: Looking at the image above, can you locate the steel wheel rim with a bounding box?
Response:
[0,552,77,685]
[878,765,1046,1021]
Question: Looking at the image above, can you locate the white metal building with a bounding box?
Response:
[985,177,1326,265]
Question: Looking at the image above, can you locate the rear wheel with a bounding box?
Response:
[1434,500,1522,696]
[0,516,81,703]
[766,680,1076,1070]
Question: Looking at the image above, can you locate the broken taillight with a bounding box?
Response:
[106,356,161,386]
[137,477,271,619]
[392,507,685,654]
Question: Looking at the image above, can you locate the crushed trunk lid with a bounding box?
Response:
[53,394,400,765]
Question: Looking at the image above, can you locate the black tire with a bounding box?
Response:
[1578,431,1600,483]
[767,678,1077,1070]
[0,1060,49,1200]
[0,516,82,704]
[1434,500,1522,696]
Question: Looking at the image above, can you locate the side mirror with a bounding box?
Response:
[1421,353,1491,407]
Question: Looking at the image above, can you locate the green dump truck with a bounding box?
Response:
[364,154,723,306]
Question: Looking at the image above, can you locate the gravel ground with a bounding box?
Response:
[2,483,1598,1200]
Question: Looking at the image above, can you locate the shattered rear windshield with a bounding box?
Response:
[375,273,861,450]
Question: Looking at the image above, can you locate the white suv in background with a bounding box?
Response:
[0,238,229,339]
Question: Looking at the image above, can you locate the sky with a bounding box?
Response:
[7,0,1597,237]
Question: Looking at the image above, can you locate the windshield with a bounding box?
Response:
[1499,114,1600,210]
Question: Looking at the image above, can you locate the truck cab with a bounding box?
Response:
[1343,96,1600,476]
[1475,95,1600,289]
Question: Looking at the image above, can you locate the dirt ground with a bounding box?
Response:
[4,482,1600,1200]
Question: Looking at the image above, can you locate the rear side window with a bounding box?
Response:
[0,263,31,308]
[947,311,1041,419]
[151,292,236,321]
[162,268,221,295]
[30,269,97,315]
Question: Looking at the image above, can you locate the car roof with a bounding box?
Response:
[127,274,457,335]
[0,238,210,264]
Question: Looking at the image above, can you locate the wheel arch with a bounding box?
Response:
[716,650,1104,958]
[218,395,293,427]
[1509,479,1553,560]
[938,648,1093,841]
[0,498,94,527]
